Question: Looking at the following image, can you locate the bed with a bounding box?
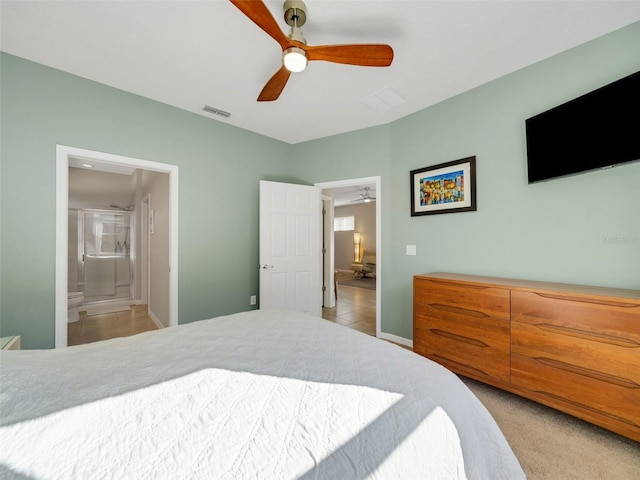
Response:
[0,310,524,479]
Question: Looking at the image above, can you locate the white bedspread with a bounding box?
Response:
[0,310,524,479]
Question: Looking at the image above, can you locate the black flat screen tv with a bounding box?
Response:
[525,70,640,183]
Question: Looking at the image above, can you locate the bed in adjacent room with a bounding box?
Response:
[0,309,524,479]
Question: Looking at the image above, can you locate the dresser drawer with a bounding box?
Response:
[511,290,640,432]
[414,318,511,382]
[414,277,510,383]
[414,277,510,320]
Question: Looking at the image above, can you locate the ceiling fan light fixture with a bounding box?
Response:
[230,0,392,101]
[283,47,307,73]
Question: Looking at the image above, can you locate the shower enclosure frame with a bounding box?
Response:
[76,208,136,306]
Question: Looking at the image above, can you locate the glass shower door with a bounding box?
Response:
[82,210,133,304]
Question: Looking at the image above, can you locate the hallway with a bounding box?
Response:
[322,271,376,336]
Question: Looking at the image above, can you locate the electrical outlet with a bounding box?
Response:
[250,295,257,305]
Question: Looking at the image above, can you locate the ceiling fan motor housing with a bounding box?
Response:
[284,0,307,27]
[288,26,306,44]
[282,0,308,72]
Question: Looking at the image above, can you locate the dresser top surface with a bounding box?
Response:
[415,272,640,302]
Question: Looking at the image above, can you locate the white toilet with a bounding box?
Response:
[68,292,84,323]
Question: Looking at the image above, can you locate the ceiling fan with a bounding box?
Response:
[230,0,394,101]
[351,187,376,203]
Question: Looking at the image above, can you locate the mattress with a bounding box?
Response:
[0,310,524,479]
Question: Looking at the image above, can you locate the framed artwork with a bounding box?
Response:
[410,156,476,216]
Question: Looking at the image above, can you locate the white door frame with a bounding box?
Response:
[141,194,151,306]
[315,176,381,337]
[321,194,335,308]
[55,145,179,348]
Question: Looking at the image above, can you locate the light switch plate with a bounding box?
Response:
[406,245,417,256]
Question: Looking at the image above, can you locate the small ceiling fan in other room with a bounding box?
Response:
[229,0,394,101]
[351,187,376,203]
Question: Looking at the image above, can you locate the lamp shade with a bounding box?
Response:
[283,47,308,73]
[353,232,362,263]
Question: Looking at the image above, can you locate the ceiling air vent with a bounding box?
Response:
[202,105,231,118]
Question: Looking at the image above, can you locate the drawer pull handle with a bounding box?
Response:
[536,323,639,348]
[534,357,639,389]
[430,303,489,319]
[430,354,491,378]
[426,279,489,290]
[430,329,489,348]
[534,292,638,309]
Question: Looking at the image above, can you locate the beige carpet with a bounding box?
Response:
[461,377,640,479]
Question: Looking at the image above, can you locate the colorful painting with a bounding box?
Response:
[410,157,476,216]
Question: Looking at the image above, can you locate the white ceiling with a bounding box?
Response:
[325,183,376,207]
[2,1,639,146]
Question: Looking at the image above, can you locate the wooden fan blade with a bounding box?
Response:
[305,44,393,66]
[229,0,291,49]
[258,66,292,101]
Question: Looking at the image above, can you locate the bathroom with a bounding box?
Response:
[66,159,171,328]
[67,162,137,320]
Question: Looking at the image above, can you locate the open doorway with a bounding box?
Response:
[55,145,179,348]
[316,176,381,337]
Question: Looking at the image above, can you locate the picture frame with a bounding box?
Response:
[410,156,476,216]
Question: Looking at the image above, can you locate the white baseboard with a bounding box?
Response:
[134,300,165,329]
[148,308,165,329]
[377,331,413,349]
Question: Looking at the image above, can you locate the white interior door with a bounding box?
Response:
[259,180,322,317]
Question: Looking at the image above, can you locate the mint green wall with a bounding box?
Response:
[292,23,640,339]
[2,23,639,348]
[0,53,293,348]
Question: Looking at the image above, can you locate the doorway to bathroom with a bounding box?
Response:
[55,145,179,348]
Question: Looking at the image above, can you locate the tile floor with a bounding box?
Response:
[321,271,376,336]
[68,304,158,346]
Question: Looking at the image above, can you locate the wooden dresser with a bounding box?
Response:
[413,272,640,442]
